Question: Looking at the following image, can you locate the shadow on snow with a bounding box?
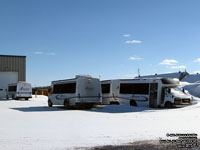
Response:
[10,103,166,113]
[0,98,10,101]
[88,105,164,113]
[10,106,67,112]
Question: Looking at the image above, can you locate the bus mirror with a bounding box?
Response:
[182,88,185,93]
[168,88,171,93]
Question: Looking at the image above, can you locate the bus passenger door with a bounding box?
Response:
[149,83,158,108]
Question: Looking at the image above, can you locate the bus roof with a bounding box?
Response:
[52,75,98,85]
[101,78,179,84]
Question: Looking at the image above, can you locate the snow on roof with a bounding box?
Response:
[137,71,188,80]
[181,74,200,83]
[180,81,200,97]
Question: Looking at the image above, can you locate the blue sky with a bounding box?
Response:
[1,0,200,86]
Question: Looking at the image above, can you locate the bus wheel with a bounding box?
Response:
[165,102,172,108]
[110,101,120,105]
[6,95,9,100]
[85,104,93,109]
[48,99,53,107]
[64,99,70,109]
[130,100,137,106]
[25,98,29,100]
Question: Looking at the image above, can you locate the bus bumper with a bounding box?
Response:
[172,103,192,108]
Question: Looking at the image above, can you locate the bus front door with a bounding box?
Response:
[149,83,158,108]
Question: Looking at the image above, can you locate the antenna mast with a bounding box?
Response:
[138,68,140,77]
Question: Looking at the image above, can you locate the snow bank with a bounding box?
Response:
[180,81,200,98]
[1,96,200,150]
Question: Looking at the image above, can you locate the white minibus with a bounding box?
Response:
[101,78,192,108]
[7,82,32,100]
[48,75,102,108]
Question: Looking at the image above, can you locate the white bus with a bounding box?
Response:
[101,78,192,108]
[7,82,32,100]
[48,75,102,108]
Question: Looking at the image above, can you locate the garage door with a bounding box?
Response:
[0,72,18,98]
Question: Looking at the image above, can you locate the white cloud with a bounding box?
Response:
[33,51,56,56]
[194,58,200,63]
[160,59,178,65]
[170,65,186,69]
[129,56,143,60]
[33,51,44,55]
[123,34,130,37]
[125,40,142,44]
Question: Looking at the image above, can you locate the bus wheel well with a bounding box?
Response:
[165,101,172,108]
[64,99,70,109]
[130,99,137,107]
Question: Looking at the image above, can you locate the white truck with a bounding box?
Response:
[101,78,192,108]
[48,75,102,108]
[7,82,32,100]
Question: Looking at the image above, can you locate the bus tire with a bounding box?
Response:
[64,99,70,109]
[165,102,172,108]
[110,101,120,105]
[25,98,29,100]
[6,95,9,100]
[48,99,53,107]
[130,100,137,106]
[85,104,93,109]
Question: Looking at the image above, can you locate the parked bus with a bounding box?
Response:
[7,82,32,100]
[48,75,102,108]
[101,78,192,108]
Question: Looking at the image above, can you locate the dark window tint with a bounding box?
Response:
[120,83,149,94]
[8,86,17,92]
[101,84,110,94]
[53,83,76,94]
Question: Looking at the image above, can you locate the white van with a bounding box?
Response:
[7,82,32,100]
[48,75,102,108]
[101,78,192,108]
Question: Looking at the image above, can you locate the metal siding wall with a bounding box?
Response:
[0,56,26,81]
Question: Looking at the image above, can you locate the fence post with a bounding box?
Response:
[35,91,37,98]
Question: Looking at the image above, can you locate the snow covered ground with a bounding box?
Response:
[0,95,200,150]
